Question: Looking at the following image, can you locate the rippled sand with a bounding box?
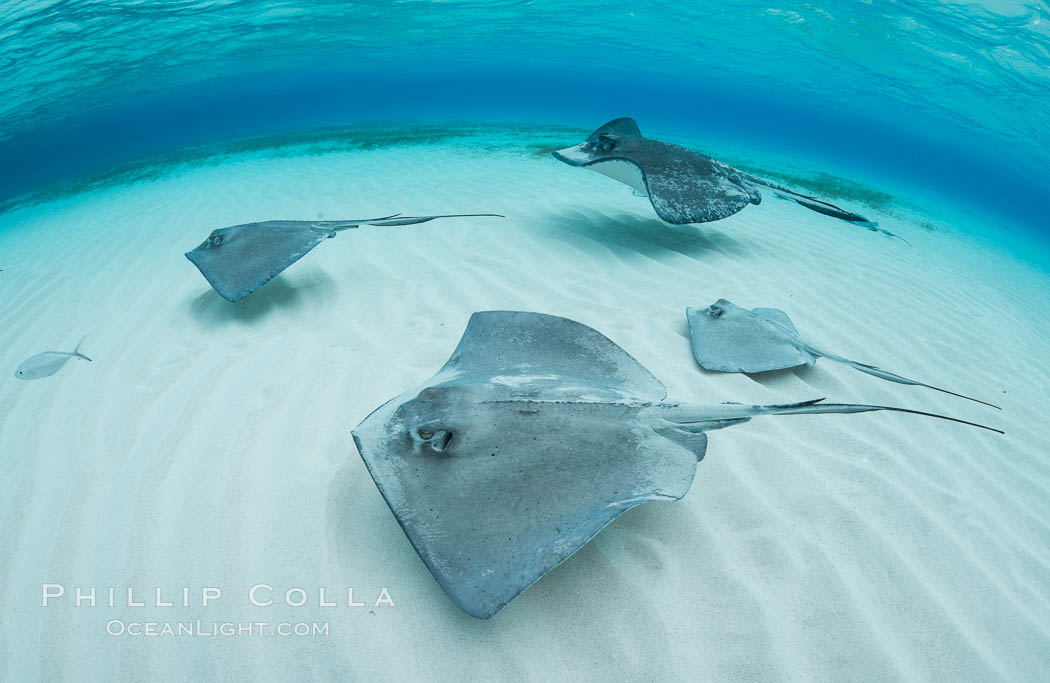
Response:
[1,137,1048,681]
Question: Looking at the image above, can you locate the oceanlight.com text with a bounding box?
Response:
[105,620,330,637]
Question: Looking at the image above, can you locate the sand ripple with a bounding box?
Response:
[0,141,1047,681]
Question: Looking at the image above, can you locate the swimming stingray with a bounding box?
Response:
[687,299,1000,409]
[186,213,502,302]
[351,311,1000,619]
[553,117,877,227]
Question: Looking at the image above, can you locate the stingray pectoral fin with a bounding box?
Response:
[588,117,644,139]
[751,307,799,335]
[641,156,760,224]
[353,398,699,619]
[572,155,753,224]
[553,133,757,224]
[185,221,331,302]
[439,311,668,401]
[686,304,814,373]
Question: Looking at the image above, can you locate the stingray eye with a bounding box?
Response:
[417,429,434,440]
[208,234,224,247]
[709,304,723,317]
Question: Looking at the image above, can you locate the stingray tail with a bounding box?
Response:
[751,397,1003,434]
[72,335,92,362]
[662,397,1002,434]
[812,349,1001,410]
[324,214,403,232]
[364,213,505,227]
[740,173,874,224]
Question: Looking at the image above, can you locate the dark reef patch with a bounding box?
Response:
[0,122,901,227]
[732,165,895,210]
[0,123,586,216]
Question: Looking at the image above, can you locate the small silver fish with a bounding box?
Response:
[15,336,92,380]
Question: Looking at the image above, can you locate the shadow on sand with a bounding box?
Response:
[536,209,752,262]
[744,365,824,392]
[186,270,337,327]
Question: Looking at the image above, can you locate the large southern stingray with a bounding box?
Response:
[186,213,501,302]
[553,117,878,227]
[687,299,1000,409]
[351,311,1000,619]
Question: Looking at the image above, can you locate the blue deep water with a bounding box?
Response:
[1,1,1048,238]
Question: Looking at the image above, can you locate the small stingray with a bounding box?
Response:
[687,299,1000,409]
[352,311,1000,619]
[15,336,91,380]
[186,213,502,302]
[554,118,891,233]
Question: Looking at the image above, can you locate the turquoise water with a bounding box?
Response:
[1,1,1048,238]
[5,5,1050,679]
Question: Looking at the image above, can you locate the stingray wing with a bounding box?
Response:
[751,307,799,334]
[432,310,667,401]
[687,300,815,373]
[185,220,331,302]
[587,116,643,138]
[630,143,761,224]
[353,399,700,619]
[553,119,761,224]
[352,312,698,618]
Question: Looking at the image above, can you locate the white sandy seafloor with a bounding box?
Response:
[0,131,1048,682]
